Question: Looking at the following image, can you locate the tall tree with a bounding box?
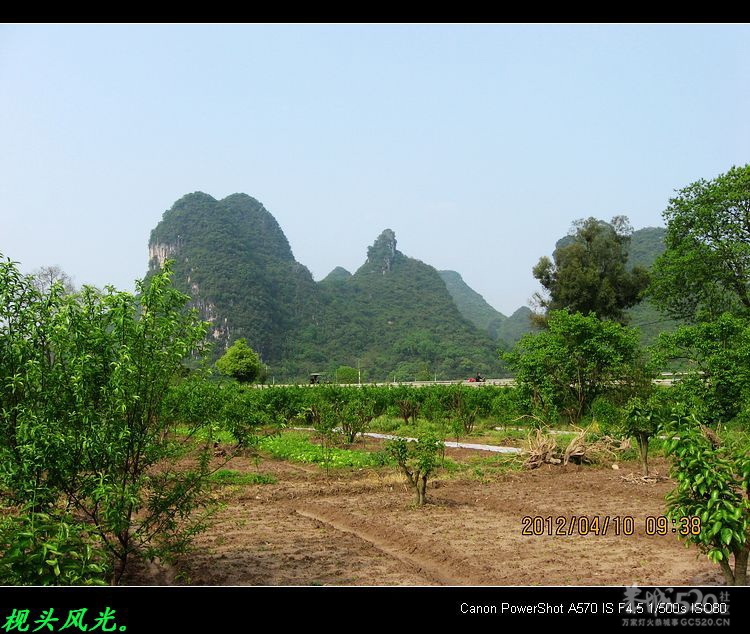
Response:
[650,164,750,323]
[1,255,215,584]
[533,216,649,323]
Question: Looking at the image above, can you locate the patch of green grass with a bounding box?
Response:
[437,457,461,473]
[447,453,523,480]
[259,432,392,469]
[369,416,404,433]
[210,469,277,485]
[475,428,530,444]
[724,432,750,456]
[174,425,236,444]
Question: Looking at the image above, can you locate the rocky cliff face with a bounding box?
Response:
[148,241,181,269]
[362,229,400,275]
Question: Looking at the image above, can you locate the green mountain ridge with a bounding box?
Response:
[495,306,537,347]
[148,196,504,380]
[438,270,507,332]
[148,196,675,381]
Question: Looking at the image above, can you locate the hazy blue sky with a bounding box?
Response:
[1,24,748,315]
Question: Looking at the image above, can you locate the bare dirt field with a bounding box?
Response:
[125,445,723,587]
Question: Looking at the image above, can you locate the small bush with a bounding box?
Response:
[386,432,444,505]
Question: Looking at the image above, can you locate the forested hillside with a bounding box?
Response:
[149,197,503,380]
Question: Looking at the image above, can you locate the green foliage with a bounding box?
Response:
[590,397,623,433]
[533,216,650,323]
[622,396,663,476]
[0,512,109,586]
[299,385,386,445]
[504,310,649,423]
[536,225,680,348]
[215,338,263,383]
[0,254,217,584]
[162,378,270,447]
[650,164,750,323]
[655,313,750,425]
[490,387,527,427]
[340,388,382,443]
[259,432,387,469]
[334,365,360,384]
[386,432,444,505]
[396,399,420,425]
[443,384,488,435]
[254,385,309,425]
[664,411,750,585]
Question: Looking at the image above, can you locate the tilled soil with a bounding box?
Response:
[124,449,723,586]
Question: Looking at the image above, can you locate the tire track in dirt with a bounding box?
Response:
[296,506,482,586]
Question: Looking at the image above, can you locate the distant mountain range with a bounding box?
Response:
[438,270,535,347]
[149,194,506,380]
[147,193,671,380]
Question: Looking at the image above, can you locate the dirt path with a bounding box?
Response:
[125,452,723,586]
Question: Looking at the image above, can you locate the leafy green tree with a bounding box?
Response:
[396,399,420,425]
[162,377,269,448]
[335,365,360,384]
[386,432,444,506]
[215,338,263,383]
[447,385,480,435]
[655,313,750,425]
[664,410,749,585]
[533,216,649,323]
[504,310,648,423]
[0,254,216,584]
[650,165,750,323]
[341,389,383,444]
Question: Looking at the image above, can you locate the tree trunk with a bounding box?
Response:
[719,559,735,585]
[734,546,749,585]
[637,434,649,476]
[113,553,128,586]
[416,472,427,506]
